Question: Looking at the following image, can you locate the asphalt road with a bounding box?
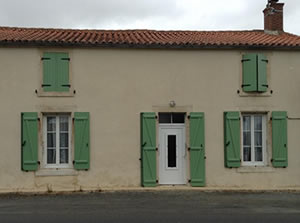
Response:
[0,191,300,223]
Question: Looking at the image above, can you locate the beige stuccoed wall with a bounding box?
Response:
[1,47,300,192]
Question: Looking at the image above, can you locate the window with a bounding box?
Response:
[242,53,268,93]
[43,114,71,168]
[242,114,267,166]
[42,52,70,92]
[159,113,185,124]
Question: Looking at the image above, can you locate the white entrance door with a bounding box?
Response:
[159,125,186,185]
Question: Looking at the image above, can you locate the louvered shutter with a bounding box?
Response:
[242,54,257,92]
[257,54,268,92]
[224,112,241,167]
[21,112,39,171]
[189,112,205,187]
[140,113,157,187]
[42,52,56,92]
[74,112,90,170]
[272,111,288,167]
[57,53,70,92]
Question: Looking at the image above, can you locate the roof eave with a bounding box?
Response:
[0,41,300,50]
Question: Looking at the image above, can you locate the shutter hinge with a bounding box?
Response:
[37,161,40,165]
[37,117,40,121]
[241,84,251,87]
[271,159,273,162]
[204,156,207,159]
[241,59,251,62]
[139,158,141,161]
[261,84,269,88]
[61,58,70,61]
[41,84,51,87]
[155,115,158,119]
[262,59,268,63]
[156,148,158,151]
[61,84,71,87]
[270,117,272,121]
[188,179,191,183]
[73,160,75,164]
[188,147,190,151]
[156,180,158,183]
[187,115,190,119]
[41,57,51,60]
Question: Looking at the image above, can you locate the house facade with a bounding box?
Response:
[1,1,300,192]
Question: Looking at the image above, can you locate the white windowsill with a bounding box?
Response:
[35,169,78,176]
[237,166,274,173]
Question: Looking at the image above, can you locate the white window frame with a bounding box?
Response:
[43,114,72,169]
[241,114,267,166]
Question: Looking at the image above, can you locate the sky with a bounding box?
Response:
[0,0,299,35]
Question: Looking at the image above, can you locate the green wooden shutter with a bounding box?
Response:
[224,112,241,168]
[272,111,288,167]
[242,54,257,92]
[140,112,157,187]
[189,112,205,187]
[42,52,56,92]
[42,52,70,92]
[56,53,70,92]
[257,54,268,92]
[21,112,38,171]
[74,112,90,170]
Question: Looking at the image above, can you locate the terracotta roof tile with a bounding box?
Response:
[0,27,300,49]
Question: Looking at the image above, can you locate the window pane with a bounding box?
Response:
[168,135,176,167]
[47,117,56,131]
[60,149,69,164]
[159,113,171,123]
[60,116,69,131]
[243,132,251,146]
[47,149,56,164]
[60,133,69,147]
[255,147,263,161]
[243,147,251,161]
[172,113,185,123]
[243,116,251,131]
[254,132,262,146]
[254,116,262,131]
[47,133,56,148]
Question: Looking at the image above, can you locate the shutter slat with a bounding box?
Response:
[272,111,288,167]
[189,112,205,187]
[224,112,241,168]
[21,112,38,171]
[242,54,257,92]
[74,112,90,170]
[141,112,157,187]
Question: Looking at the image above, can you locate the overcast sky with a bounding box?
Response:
[0,0,299,35]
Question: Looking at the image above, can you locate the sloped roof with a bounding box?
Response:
[0,27,300,49]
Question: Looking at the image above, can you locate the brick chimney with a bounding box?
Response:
[263,0,284,33]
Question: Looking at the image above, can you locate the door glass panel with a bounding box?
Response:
[243,146,251,161]
[255,147,263,161]
[47,149,56,164]
[159,113,171,123]
[172,113,185,123]
[60,149,69,164]
[167,135,176,168]
[254,116,262,131]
